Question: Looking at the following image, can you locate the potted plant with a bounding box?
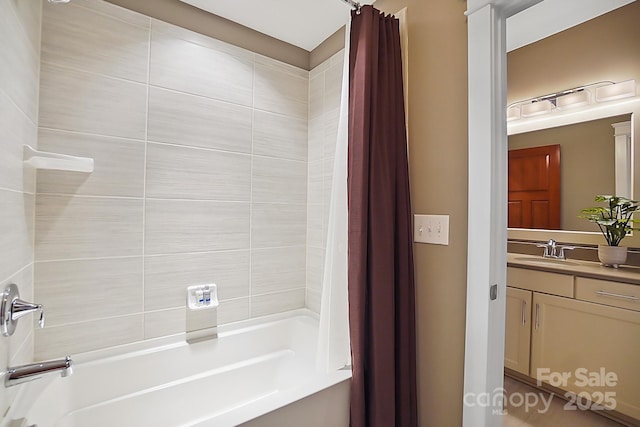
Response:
[579,195,639,268]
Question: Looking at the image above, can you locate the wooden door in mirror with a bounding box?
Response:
[508,144,561,229]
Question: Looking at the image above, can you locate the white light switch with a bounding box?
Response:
[414,214,449,245]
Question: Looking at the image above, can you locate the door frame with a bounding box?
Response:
[463,1,542,426]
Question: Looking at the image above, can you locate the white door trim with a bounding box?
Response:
[463,1,542,426]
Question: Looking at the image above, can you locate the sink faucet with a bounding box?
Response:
[5,356,73,387]
[536,239,575,260]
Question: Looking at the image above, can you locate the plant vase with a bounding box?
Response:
[597,245,627,268]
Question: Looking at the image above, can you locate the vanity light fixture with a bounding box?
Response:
[506,105,521,121]
[520,99,554,117]
[507,79,637,121]
[556,89,590,110]
[595,79,637,102]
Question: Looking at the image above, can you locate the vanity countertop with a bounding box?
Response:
[507,252,640,285]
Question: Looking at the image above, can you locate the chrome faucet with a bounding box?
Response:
[1,284,45,337]
[5,356,73,387]
[536,239,575,260]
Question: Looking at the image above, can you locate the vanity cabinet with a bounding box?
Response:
[505,265,640,421]
[531,292,640,419]
[504,287,532,375]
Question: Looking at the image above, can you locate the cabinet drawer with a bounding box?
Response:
[507,267,574,297]
[575,277,640,312]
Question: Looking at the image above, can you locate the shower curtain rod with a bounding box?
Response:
[341,0,362,12]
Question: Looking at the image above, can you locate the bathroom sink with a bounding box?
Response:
[512,256,580,267]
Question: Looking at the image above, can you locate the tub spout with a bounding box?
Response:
[5,356,73,387]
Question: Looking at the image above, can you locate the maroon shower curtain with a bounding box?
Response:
[347,6,417,427]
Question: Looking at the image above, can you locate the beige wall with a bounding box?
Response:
[0,0,41,415]
[34,0,310,360]
[509,114,629,232]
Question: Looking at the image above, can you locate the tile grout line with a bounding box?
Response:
[30,0,44,359]
[32,244,309,265]
[141,21,152,336]
[248,53,256,320]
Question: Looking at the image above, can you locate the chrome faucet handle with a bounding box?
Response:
[536,239,557,257]
[1,284,45,337]
[558,245,576,260]
[11,299,44,323]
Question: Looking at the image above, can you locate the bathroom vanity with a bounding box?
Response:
[505,253,640,424]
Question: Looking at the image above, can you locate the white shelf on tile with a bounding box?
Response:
[23,144,94,173]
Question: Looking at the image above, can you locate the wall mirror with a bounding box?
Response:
[505,0,640,246]
[507,104,636,239]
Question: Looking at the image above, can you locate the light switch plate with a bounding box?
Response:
[414,214,449,245]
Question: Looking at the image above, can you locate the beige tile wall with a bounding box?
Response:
[306,51,344,313]
[0,0,41,415]
[34,0,309,360]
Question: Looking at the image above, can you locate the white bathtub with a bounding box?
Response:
[4,310,351,427]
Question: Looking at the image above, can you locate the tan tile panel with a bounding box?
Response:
[147,87,252,154]
[306,206,324,249]
[308,74,325,120]
[252,156,307,204]
[145,199,250,255]
[309,60,330,79]
[39,63,147,139]
[251,246,306,294]
[0,190,34,283]
[42,1,150,83]
[144,308,185,340]
[150,31,253,107]
[322,156,335,203]
[250,288,305,318]
[307,160,323,201]
[35,195,143,261]
[251,203,306,249]
[324,107,340,158]
[307,116,324,162]
[35,257,143,327]
[254,56,308,120]
[5,0,42,53]
[306,246,324,293]
[0,2,40,123]
[306,288,321,314]
[35,314,144,361]
[218,298,250,325]
[146,142,251,201]
[253,111,308,161]
[324,60,344,113]
[144,250,250,311]
[0,90,37,193]
[37,129,145,197]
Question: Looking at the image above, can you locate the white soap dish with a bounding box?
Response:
[23,144,94,173]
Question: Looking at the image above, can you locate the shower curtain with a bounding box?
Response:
[316,16,352,373]
[347,6,417,427]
